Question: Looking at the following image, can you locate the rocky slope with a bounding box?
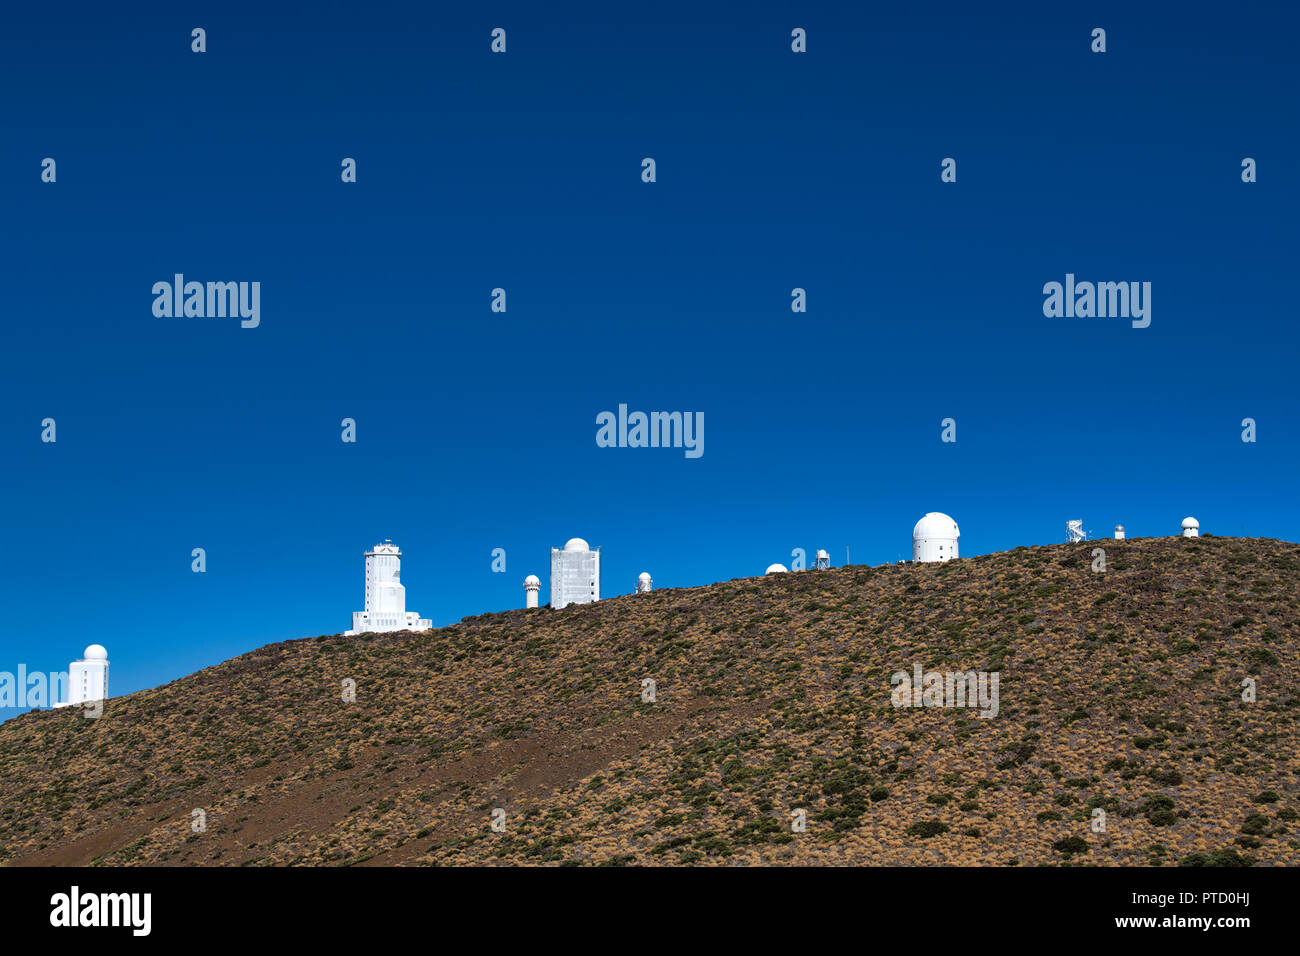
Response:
[1,535,1297,866]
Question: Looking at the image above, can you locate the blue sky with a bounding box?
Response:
[2,1,1297,719]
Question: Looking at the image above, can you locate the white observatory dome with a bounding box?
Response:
[524,574,540,586]
[912,512,960,563]
[638,572,652,582]
[1181,517,1200,537]
[765,563,789,575]
[83,644,109,661]
[563,537,590,552]
[815,549,829,560]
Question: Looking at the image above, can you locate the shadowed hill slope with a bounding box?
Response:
[2,536,1298,866]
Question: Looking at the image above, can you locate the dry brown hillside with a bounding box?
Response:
[1,535,1298,866]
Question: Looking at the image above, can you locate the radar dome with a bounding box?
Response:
[913,512,959,539]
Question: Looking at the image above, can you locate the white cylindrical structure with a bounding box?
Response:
[636,572,652,593]
[69,644,109,705]
[1114,524,1125,539]
[346,540,432,634]
[524,574,540,608]
[367,541,405,613]
[815,549,830,570]
[912,512,960,562]
[765,563,788,575]
[1181,517,1199,537]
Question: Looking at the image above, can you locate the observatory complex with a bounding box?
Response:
[53,644,109,708]
[912,512,960,562]
[550,537,600,609]
[344,540,432,635]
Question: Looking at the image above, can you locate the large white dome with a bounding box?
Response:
[638,572,652,581]
[524,574,540,585]
[83,644,108,661]
[1181,517,1199,530]
[563,537,590,552]
[765,563,788,575]
[913,512,959,540]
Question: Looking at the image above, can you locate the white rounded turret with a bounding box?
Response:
[524,574,540,586]
[638,572,652,583]
[83,644,108,661]
[765,563,789,575]
[523,574,541,609]
[563,537,590,552]
[912,512,960,562]
[1181,517,1199,537]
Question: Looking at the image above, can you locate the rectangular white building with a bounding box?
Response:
[550,537,600,609]
[346,540,432,635]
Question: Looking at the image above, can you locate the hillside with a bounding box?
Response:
[2,536,1298,866]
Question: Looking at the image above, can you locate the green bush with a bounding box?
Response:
[906,820,948,839]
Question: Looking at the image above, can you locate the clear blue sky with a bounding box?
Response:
[2,0,1296,720]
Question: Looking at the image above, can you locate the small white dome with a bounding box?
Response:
[524,574,540,586]
[913,512,959,540]
[563,537,590,552]
[816,549,829,560]
[83,644,108,661]
[1181,517,1199,530]
[765,563,789,575]
[638,572,652,582]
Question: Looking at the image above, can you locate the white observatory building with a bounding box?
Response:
[54,644,109,708]
[912,512,960,562]
[815,549,830,570]
[524,574,541,608]
[1114,525,1125,539]
[765,563,788,575]
[636,572,653,593]
[1181,517,1200,538]
[345,540,432,635]
[550,537,600,609]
